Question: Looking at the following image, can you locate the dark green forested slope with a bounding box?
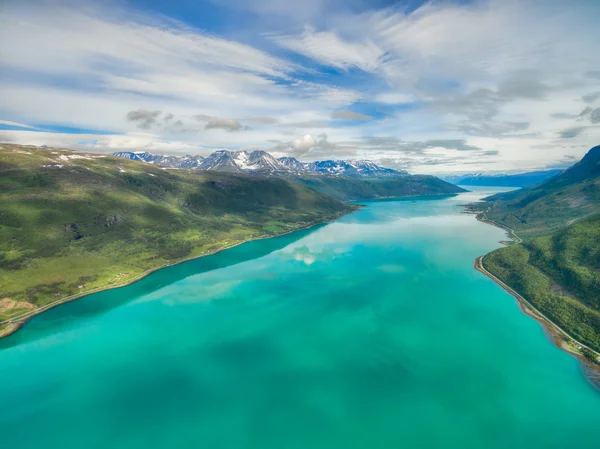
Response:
[483,214,600,353]
[292,173,466,202]
[0,144,355,320]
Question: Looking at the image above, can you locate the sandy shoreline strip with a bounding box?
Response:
[0,208,356,340]
[472,217,600,390]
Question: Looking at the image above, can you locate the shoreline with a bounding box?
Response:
[353,191,463,202]
[0,208,356,340]
[469,212,522,244]
[472,217,600,390]
[0,193,455,339]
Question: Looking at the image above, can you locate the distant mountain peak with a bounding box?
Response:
[112,151,204,169]
[479,144,600,238]
[540,144,600,189]
[305,159,406,178]
[581,145,600,165]
[113,149,405,178]
[278,156,306,172]
[443,169,563,187]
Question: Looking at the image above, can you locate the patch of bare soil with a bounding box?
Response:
[564,193,588,209]
[0,298,35,313]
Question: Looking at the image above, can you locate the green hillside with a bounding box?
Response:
[483,214,600,353]
[479,145,600,237]
[292,173,466,202]
[0,144,355,321]
[473,145,600,358]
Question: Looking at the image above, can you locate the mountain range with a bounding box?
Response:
[477,145,600,237]
[443,169,563,187]
[0,143,466,325]
[112,151,205,169]
[0,144,355,320]
[113,150,407,178]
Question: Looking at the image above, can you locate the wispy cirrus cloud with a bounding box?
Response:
[0,129,210,154]
[270,28,386,72]
[0,120,37,129]
[558,127,587,139]
[447,120,530,137]
[0,0,357,137]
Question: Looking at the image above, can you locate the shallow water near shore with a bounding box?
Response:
[1,188,599,449]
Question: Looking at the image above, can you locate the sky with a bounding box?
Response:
[1,0,599,174]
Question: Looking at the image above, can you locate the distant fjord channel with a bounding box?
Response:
[1,188,599,449]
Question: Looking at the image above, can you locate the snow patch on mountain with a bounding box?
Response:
[113,150,405,178]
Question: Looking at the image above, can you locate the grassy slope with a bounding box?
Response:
[0,144,354,320]
[291,173,466,202]
[483,214,600,353]
[480,180,600,237]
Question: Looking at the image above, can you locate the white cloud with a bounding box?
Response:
[0,120,36,129]
[292,134,317,152]
[331,110,372,121]
[0,2,292,79]
[374,93,413,104]
[0,0,357,138]
[446,120,530,137]
[270,28,385,72]
[1,0,599,173]
[0,130,211,155]
[204,118,247,132]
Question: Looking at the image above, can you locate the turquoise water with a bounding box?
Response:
[1,189,599,448]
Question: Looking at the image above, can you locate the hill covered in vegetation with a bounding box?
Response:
[477,145,600,237]
[112,150,465,200]
[292,173,466,201]
[483,214,600,353]
[0,144,355,322]
[473,145,600,359]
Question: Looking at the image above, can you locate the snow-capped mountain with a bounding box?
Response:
[112,151,157,163]
[442,169,563,187]
[278,156,406,177]
[112,150,405,178]
[112,152,204,169]
[233,150,287,173]
[159,155,204,169]
[305,160,406,177]
[198,150,241,172]
[197,150,288,173]
[278,156,307,172]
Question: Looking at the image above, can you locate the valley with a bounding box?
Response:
[0,143,461,333]
[0,144,356,328]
